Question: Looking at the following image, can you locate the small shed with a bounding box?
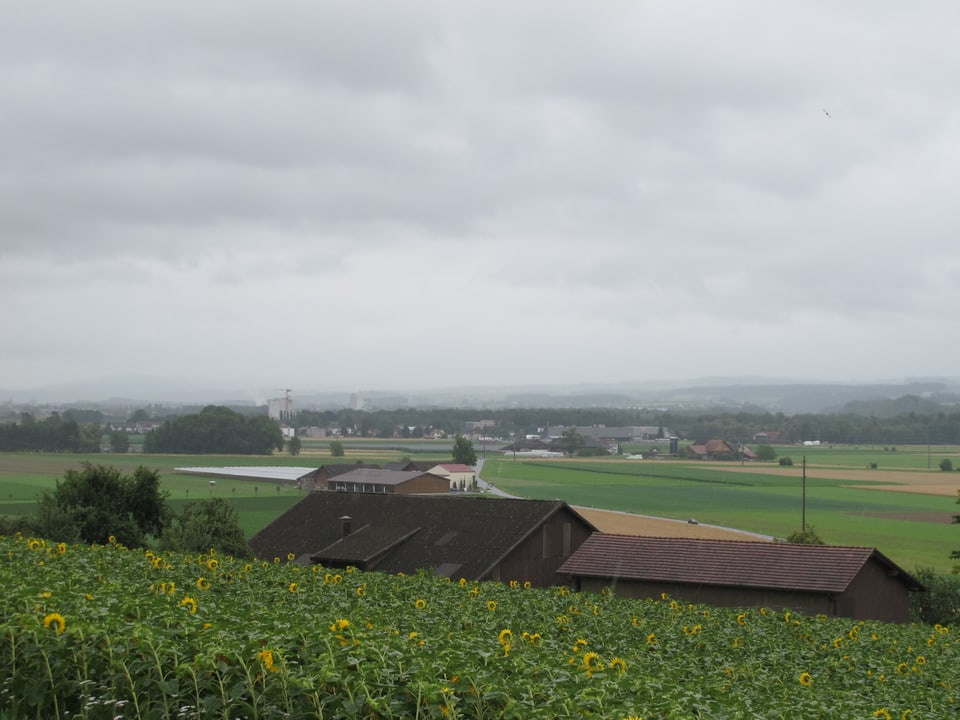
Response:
[557,534,923,623]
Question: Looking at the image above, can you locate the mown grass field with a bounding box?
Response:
[481,447,960,574]
[0,444,452,537]
[2,535,955,719]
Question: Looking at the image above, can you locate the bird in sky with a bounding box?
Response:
[822,108,832,118]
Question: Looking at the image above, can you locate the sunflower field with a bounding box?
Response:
[1,534,956,719]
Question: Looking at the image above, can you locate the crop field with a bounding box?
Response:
[480,449,960,573]
[2,444,958,572]
[2,535,956,719]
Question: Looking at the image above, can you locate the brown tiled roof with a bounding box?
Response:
[249,493,596,579]
[318,463,381,478]
[556,535,922,593]
[332,468,436,486]
[437,464,475,473]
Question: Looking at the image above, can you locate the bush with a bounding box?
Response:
[755,444,777,462]
[939,458,953,472]
[911,568,960,626]
[33,463,168,548]
[778,456,794,466]
[784,526,825,544]
[160,498,252,558]
[329,440,345,457]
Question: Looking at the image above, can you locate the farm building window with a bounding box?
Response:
[563,523,572,557]
[542,525,551,559]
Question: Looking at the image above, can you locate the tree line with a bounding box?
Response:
[0,413,102,452]
[142,406,284,454]
[296,405,960,446]
[6,400,960,454]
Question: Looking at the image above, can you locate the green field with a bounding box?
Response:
[481,451,960,574]
[2,444,958,573]
[0,444,452,537]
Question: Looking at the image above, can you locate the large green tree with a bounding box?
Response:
[109,430,130,453]
[557,428,586,457]
[452,436,477,466]
[33,463,169,547]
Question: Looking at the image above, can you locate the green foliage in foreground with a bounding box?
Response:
[2,536,957,719]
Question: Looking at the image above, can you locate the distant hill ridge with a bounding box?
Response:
[2,376,959,415]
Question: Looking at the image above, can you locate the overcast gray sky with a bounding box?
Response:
[3,1,959,396]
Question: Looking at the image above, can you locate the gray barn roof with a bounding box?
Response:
[249,493,596,580]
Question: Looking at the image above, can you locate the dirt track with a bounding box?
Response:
[703,463,960,497]
[573,507,772,541]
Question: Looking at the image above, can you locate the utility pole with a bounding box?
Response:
[802,455,807,532]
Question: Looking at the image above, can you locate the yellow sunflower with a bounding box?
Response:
[414,598,427,610]
[498,629,513,646]
[582,651,601,674]
[257,649,278,673]
[799,672,812,686]
[329,618,350,632]
[609,657,628,674]
[43,612,65,635]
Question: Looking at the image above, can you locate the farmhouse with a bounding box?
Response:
[428,463,477,490]
[297,463,382,491]
[556,535,923,623]
[248,493,597,587]
[383,461,476,490]
[322,468,450,495]
[499,438,552,453]
[686,439,755,460]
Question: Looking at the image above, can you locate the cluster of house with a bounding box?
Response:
[685,439,758,461]
[247,474,923,624]
[178,461,480,494]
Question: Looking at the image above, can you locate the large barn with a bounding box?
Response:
[557,534,923,623]
[248,492,597,587]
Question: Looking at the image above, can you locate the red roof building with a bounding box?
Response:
[557,534,923,623]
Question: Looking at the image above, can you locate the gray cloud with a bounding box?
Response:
[2,1,960,393]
